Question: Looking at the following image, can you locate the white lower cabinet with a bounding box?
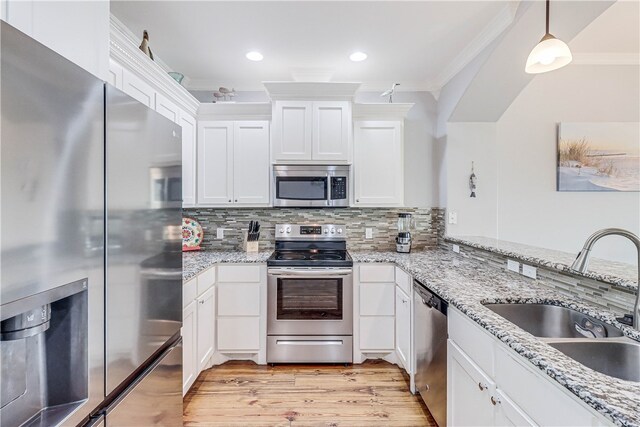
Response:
[395,285,411,371]
[448,308,611,427]
[357,265,396,355]
[359,316,395,350]
[196,287,215,371]
[182,300,197,396]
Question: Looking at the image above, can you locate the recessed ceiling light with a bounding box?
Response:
[349,52,367,62]
[246,51,263,61]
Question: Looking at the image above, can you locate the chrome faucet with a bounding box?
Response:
[570,228,640,330]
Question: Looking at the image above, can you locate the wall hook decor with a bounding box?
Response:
[469,161,477,198]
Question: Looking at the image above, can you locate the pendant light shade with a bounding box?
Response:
[525,0,572,74]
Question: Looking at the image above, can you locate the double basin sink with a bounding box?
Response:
[484,303,640,382]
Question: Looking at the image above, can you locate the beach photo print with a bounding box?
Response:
[557,122,640,192]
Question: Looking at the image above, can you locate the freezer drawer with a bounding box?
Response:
[106,339,182,427]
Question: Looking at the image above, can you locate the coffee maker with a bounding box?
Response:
[396,213,414,253]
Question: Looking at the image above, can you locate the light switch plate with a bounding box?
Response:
[507,259,520,273]
[365,228,373,239]
[522,264,537,279]
[216,228,224,239]
[448,211,458,224]
[452,244,460,253]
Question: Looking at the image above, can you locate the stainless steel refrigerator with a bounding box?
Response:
[1,21,183,427]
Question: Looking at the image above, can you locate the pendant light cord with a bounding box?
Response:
[546,0,550,35]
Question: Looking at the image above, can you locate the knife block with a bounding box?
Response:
[243,231,259,253]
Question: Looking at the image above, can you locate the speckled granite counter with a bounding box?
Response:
[183,251,272,281]
[351,250,640,427]
[446,235,638,291]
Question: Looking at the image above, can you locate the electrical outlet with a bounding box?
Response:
[507,259,520,273]
[522,264,537,279]
[452,244,460,253]
[365,228,373,239]
[448,211,458,224]
[216,228,224,239]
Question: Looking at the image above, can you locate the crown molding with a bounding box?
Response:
[263,81,362,101]
[352,103,415,120]
[571,53,640,66]
[109,14,200,116]
[431,1,518,90]
[198,102,272,121]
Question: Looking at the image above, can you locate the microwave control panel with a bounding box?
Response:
[331,176,347,200]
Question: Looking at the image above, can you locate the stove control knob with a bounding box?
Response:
[337,228,343,234]
[324,228,329,234]
[286,226,292,233]
[330,228,336,234]
[279,227,284,233]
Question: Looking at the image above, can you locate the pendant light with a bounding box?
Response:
[525,0,572,74]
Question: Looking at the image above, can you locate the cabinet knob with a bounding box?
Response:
[228,199,232,203]
[478,382,487,391]
[490,396,500,406]
[235,199,238,202]
[356,199,360,203]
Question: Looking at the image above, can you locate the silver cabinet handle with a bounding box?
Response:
[490,395,500,405]
[478,382,487,391]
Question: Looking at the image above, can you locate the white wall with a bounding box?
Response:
[447,64,640,264]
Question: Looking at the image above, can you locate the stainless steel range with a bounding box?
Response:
[267,224,353,363]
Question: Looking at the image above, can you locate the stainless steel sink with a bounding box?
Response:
[484,303,624,338]
[548,340,640,382]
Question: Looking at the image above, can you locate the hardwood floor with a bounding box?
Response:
[183,360,436,427]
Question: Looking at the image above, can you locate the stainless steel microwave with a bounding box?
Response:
[273,165,350,208]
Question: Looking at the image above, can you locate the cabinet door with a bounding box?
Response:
[217,317,260,351]
[359,283,395,316]
[448,340,495,426]
[217,283,260,316]
[354,121,403,206]
[395,286,411,371]
[233,121,270,205]
[182,301,197,396]
[197,122,233,205]
[312,101,351,161]
[360,316,394,350]
[122,69,155,108]
[494,389,537,427]
[272,101,313,161]
[107,58,124,89]
[196,287,215,371]
[180,113,197,206]
[155,92,181,124]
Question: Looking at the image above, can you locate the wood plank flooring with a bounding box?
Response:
[183,360,436,427]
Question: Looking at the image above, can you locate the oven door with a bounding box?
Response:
[267,268,353,335]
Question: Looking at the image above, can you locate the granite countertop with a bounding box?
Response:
[182,250,272,281]
[351,250,640,427]
[446,235,638,291]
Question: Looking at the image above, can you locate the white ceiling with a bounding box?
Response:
[110,1,518,92]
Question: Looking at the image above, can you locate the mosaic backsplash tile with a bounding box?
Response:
[183,207,445,252]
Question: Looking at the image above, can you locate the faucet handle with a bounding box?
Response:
[616,314,634,326]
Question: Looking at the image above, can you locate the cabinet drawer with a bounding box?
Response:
[449,308,495,377]
[217,317,260,351]
[217,265,261,283]
[495,345,604,426]
[360,316,394,350]
[395,267,411,295]
[359,264,395,282]
[360,283,395,316]
[183,278,197,308]
[197,267,216,296]
[217,283,260,316]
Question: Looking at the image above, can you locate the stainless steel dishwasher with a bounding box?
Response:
[414,279,448,427]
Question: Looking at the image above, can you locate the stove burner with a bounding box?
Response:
[276,253,307,260]
[309,253,343,261]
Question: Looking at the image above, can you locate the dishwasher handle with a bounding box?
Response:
[414,280,448,315]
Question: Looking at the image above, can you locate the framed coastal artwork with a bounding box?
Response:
[557,122,640,192]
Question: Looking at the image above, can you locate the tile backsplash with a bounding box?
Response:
[184,207,445,251]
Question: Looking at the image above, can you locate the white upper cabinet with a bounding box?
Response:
[272,101,351,163]
[312,101,351,161]
[107,58,124,89]
[272,101,313,161]
[198,122,234,205]
[155,93,181,124]
[122,69,155,108]
[180,113,197,206]
[197,121,271,207]
[354,120,403,206]
[233,122,271,205]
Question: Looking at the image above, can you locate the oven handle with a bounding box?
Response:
[268,268,352,277]
[276,340,344,346]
